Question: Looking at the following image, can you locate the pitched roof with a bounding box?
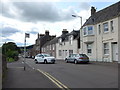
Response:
[42,30,80,47]
[42,37,59,47]
[83,1,120,26]
[64,30,80,41]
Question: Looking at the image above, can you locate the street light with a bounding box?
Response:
[72,14,83,54]
[24,33,30,71]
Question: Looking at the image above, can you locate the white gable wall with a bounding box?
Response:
[56,40,78,60]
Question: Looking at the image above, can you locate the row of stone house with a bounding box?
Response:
[80,2,119,62]
[30,1,119,62]
[41,29,80,59]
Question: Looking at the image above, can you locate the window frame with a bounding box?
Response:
[83,26,94,36]
[87,44,92,55]
[103,43,109,55]
[59,50,62,56]
[110,20,114,32]
[69,35,73,45]
[98,24,101,34]
[103,22,109,33]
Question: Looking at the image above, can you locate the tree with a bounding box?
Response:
[2,42,20,61]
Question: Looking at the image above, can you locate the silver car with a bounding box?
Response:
[65,54,89,64]
[34,54,56,64]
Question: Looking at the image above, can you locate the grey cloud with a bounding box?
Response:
[1,27,20,37]
[28,27,39,34]
[2,2,76,22]
[2,38,14,42]
[29,31,38,35]
[78,2,90,10]
[1,2,16,18]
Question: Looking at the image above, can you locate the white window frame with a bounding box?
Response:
[103,43,109,55]
[88,26,94,35]
[87,44,92,55]
[59,50,62,56]
[69,50,73,55]
[59,38,62,45]
[103,22,109,33]
[69,35,73,45]
[83,26,94,36]
[83,27,87,36]
[53,44,55,50]
[50,45,51,50]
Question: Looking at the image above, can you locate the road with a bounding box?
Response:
[26,58,118,88]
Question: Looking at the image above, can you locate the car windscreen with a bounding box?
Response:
[79,54,88,57]
[43,54,51,57]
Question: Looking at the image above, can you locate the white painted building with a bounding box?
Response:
[56,29,80,59]
[80,2,120,62]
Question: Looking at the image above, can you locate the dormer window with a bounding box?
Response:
[59,38,62,45]
[69,35,73,45]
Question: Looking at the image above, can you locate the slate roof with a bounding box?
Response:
[83,1,120,26]
[42,37,59,47]
[42,30,80,47]
[64,30,80,41]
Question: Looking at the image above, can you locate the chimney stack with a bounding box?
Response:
[62,29,68,35]
[91,6,96,16]
[40,34,45,37]
[45,30,49,35]
[38,33,39,38]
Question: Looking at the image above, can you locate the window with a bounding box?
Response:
[50,45,51,50]
[59,38,62,45]
[98,24,101,34]
[83,27,87,35]
[88,26,93,35]
[104,43,109,55]
[52,44,55,50]
[59,50,62,56]
[69,50,73,55]
[65,50,67,56]
[69,35,73,45]
[87,44,92,55]
[103,22,109,32]
[83,26,94,36]
[110,21,114,32]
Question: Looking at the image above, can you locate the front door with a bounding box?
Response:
[112,43,118,61]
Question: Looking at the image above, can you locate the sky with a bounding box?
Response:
[0,0,119,47]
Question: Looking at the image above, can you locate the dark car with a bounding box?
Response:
[65,54,89,64]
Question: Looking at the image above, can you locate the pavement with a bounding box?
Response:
[2,57,58,89]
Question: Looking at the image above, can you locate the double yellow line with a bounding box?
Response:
[37,69,70,90]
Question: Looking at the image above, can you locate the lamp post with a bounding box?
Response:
[24,33,30,71]
[72,14,83,54]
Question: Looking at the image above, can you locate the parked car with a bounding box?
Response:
[34,54,56,64]
[65,54,89,64]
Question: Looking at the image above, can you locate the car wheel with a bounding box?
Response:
[65,59,68,63]
[44,60,47,64]
[52,62,55,64]
[74,60,78,64]
[35,59,38,64]
[35,61,38,64]
[65,60,68,63]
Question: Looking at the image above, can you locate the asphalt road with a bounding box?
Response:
[2,58,58,89]
[26,58,118,88]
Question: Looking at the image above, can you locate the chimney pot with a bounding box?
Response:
[45,30,49,35]
[91,6,96,16]
[62,29,68,35]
